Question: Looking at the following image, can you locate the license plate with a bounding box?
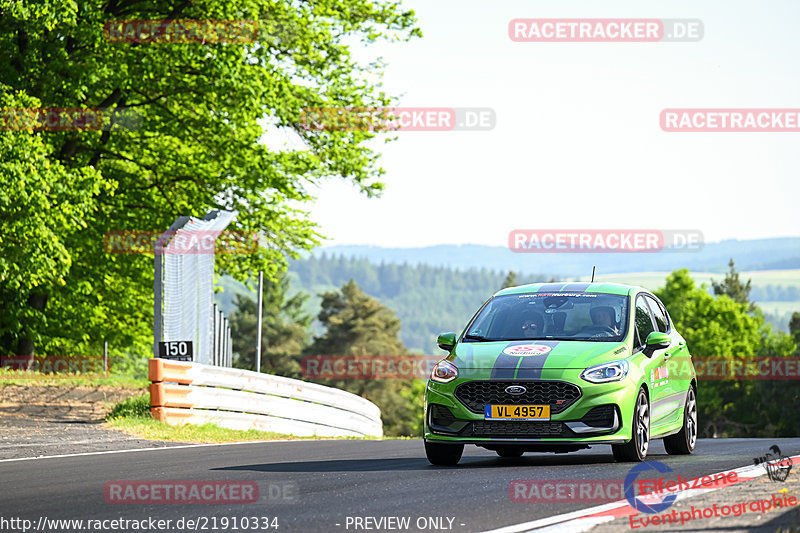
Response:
[484,405,550,421]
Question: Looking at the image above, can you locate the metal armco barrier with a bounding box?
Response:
[149,359,383,437]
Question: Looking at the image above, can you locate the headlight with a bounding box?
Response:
[581,359,629,383]
[430,360,458,383]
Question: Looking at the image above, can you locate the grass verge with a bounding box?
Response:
[105,416,330,443]
[0,368,148,388]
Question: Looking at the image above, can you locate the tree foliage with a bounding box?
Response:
[289,254,549,351]
[502,270,517,289]
[305,279,421,436]
[0,0,420,357]
[711,259,753,307]
[790,312,800,355]
[657,268,798,437]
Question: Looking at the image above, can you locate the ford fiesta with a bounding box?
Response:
[424,282,697,465]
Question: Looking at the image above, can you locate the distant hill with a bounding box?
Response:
[216,246,800,353]
[315,237,800,277]
[217,256,551,352]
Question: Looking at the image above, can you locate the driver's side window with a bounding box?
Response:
[634,296,656,350]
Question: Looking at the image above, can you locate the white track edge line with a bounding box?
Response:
[0,439,301,463]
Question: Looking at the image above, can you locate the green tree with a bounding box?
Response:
[229,274,310,378]
[752,311,800,436]
[711,259,753,308]
[656,269,761,437]
[0,1,420,357]
[790,312,800,355]
[306,279,421,436]
[657,268,800,437]
[502,270,517,288]
[0,90,107,357]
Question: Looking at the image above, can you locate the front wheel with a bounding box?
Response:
[425,441,464,466]
[664,386,697,455]
[612,388,650,462]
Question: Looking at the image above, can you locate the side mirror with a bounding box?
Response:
[437,332,457,352]
[644,331,671,355]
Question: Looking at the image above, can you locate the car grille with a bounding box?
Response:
[454,380,581,414]
[469,421,569,437]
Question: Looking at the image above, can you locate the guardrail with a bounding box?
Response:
[148,358,383,438]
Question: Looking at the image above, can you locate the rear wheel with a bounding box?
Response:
[612,388,650,462]
[425,441,464,466]
[664,386,697,455]
[496,447,524,458]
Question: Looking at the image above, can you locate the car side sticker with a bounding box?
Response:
[650,365,669,388]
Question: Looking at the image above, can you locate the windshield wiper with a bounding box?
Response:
[464,333,490,342]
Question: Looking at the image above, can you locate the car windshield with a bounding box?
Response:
[464,292,629,342]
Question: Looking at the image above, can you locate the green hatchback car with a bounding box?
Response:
[424,282,697,465]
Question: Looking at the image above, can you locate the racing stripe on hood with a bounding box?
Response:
[513,340,561,379]
[489,346,524,379]
[490,341,561,379]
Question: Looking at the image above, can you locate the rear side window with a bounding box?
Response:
[634,296,656,349]
[645,295,669,333]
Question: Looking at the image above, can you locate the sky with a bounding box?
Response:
[282,0,800,248]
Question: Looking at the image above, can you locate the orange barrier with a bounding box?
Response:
[148,358,193,384]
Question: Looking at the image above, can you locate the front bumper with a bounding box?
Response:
[424,371,636,445]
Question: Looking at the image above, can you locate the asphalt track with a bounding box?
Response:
[2,438,799,533]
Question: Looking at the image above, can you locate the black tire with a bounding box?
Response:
[425,441,464,466]
[496,447,524,458]
[612,388,650,462]
[664,386,697,455]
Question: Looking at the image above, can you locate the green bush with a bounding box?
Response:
[107,394,151,420]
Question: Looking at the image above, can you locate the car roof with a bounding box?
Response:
[495,281,643,297]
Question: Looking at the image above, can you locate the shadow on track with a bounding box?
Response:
[213,453,619,473]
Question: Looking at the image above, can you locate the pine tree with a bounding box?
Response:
[305,279,421,436]
[502,270,517,288]
[712,259,753,307]
[790,312,800,355]
[229,274,310,378]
